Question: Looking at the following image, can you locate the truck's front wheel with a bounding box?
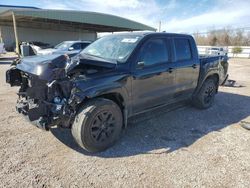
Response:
[71,98,123,152]
[193,78,217,109]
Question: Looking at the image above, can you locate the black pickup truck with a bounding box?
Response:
[6,32,228,152]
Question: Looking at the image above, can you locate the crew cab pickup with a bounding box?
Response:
[6,32,228,152]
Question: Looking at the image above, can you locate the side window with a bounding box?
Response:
[71,43,81,50]
[81,43,90,49]
[174,38,192,61]
[138,38,168,67]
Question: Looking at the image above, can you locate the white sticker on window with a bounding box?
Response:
[121,38,138,43]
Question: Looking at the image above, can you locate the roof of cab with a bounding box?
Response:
[102,32,192,38]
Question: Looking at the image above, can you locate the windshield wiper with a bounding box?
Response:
[83,53,102,58]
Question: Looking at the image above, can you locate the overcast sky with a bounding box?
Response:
[2,0,250,33]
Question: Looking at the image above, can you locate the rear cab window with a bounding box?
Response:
[174,38,192,61]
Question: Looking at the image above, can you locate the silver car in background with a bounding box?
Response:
[37,41,92,57]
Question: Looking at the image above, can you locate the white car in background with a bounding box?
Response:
[208,47,228,56]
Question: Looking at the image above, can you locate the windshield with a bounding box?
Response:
[54,41,74,50]
[81,35,142,63]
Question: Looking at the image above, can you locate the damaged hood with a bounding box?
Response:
[16,54,67,76]
[66,53,117,73]
[15,53,116,82]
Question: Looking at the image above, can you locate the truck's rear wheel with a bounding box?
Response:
[193,78,217,109]
[71,98,123,152]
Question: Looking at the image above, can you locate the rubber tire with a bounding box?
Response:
[193,78,217,109]
[71,98,123,152]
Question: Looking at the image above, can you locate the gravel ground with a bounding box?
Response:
[0,58,250,187]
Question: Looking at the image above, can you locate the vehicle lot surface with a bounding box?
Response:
[0,58,250,187]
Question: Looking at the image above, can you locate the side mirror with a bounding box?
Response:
[137,61,145,68]
[68,47,74,51]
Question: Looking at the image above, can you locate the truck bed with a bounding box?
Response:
[199,54,228,85]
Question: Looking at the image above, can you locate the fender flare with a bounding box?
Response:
[70,83,130,127]
[193,70,220,97]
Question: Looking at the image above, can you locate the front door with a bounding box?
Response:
[131,37,175,114]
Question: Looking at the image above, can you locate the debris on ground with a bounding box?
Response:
[222,79,243,87]
[241,121,250,130]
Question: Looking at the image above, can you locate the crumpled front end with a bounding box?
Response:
[6,56,76,130]
[6,54,116,130]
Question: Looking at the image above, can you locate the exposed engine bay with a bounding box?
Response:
[6,54,115,130]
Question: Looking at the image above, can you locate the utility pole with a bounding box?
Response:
[158,21,161,32]
[12,12,20,55]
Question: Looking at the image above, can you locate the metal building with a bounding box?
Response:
[0,5,156,52]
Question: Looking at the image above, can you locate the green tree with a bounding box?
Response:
[232,46,243,57]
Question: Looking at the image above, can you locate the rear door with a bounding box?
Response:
[172,37,200,99]
[131,37,176,113]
